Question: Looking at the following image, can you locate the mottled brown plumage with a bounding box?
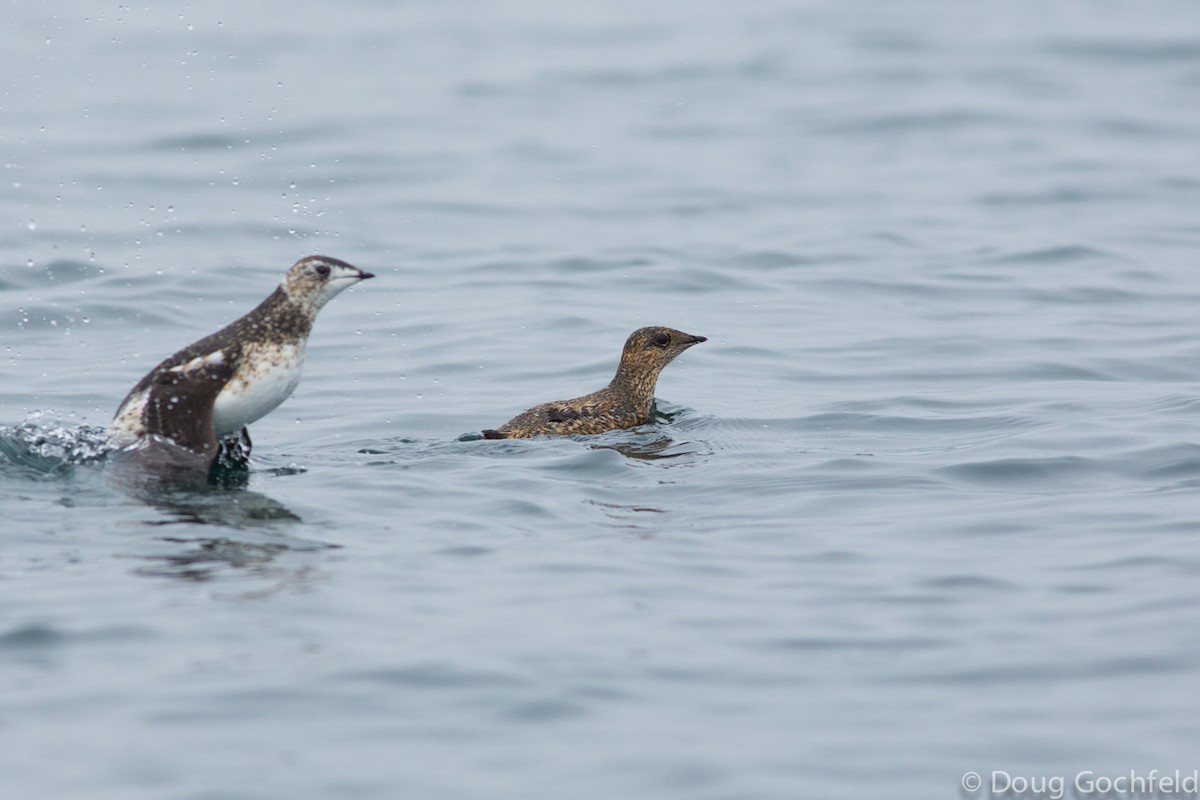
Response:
[112,282,310,429]
[482,326,706,439]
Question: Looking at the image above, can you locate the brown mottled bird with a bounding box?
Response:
[481,326,706,439]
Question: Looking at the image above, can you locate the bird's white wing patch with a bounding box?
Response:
[170,350,227,375]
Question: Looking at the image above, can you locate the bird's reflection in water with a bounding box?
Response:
[139,483,303,528]
[133,534,337,590]
[108,453,337,590]
[109,451,299,525]
[590,434,698,461]
[587,405,708,462]
[587,500,667,537]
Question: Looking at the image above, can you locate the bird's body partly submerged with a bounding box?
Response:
[481,326,706,439]
[109,350,235,476]
[108,255,374,464]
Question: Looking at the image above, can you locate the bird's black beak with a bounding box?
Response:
[357,270,376,280]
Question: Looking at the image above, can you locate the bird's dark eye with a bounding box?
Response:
[652,332,671,348]
[314,263,331,277]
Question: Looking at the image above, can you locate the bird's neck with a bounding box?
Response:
[608,362,660,415]
[249,287,314,338]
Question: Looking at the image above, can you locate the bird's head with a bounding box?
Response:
[282,255,374,312]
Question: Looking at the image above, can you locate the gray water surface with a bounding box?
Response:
[3,2,1200,799]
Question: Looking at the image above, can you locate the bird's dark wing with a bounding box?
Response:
[116,337,243,416]
[544,405,585,424]
[143,352,235,457]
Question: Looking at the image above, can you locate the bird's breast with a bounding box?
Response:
[211,341,305,435]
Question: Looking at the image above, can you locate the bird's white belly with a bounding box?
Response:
[211,342,305,436]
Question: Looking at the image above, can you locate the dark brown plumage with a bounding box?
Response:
[106,347,240,482]
[139,352,234,470]
[482,326,706,439]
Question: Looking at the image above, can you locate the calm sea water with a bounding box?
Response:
[3,2,1200,798]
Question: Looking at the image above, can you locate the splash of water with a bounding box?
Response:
[0,411,113,475]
